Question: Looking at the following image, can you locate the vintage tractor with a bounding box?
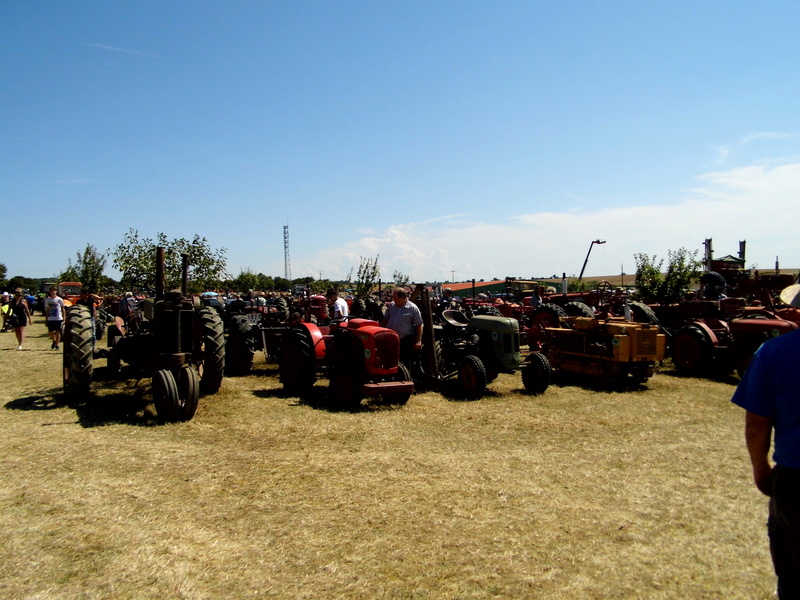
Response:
[62,248,226,422]
[670,304,797,378]
[277,317,414,410]
[428,309,550,398]
[528,313,667,388]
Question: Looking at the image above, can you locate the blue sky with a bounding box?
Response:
[3,1,800,284]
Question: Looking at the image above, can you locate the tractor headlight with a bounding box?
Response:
[469,334,481,345]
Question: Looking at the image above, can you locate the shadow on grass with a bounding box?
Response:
[4,367,160,428]
[252,385,408,413]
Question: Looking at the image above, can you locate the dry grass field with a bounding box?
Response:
[0,321,776,599]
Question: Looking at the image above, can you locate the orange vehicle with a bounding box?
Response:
[57,282,82,306]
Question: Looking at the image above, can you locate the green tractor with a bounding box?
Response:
[62,248,225,422]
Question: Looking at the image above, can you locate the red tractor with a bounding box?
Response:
[670,303,797,378]
[278,318,414,410]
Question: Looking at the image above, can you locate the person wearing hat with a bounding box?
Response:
[731,283,800,598]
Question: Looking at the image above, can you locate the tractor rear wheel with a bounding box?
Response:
[177,365,200,421]
[458,354,487,399]
[196,307,225,395]
[152,368,180,422]
[273,297,290,322]
[383,363,412,405]
[521,352,552,395]
[225,315,255,376]
[629,301,660,325]
[671,325,713,375]
[63,305,94,401]
[351,298,367,318]
[279,329,316,396]
[329,370,363,410]
[564,301,595,319]
[527,304,569,350]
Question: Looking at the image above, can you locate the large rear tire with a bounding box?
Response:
[521,352,551,395]
[279,329,316,396]
[196,307,225,395]
[63,305,94,401]
[527,303,569,350]
[671,325,712,375]
[225,315,255,376]
[564,301,595,319]
[458,354,487,399]
[329,370,363,410]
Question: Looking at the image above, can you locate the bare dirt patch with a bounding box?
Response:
[0,322,774,599]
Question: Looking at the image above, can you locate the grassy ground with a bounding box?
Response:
[0,321,775,599]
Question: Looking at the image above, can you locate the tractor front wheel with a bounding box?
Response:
[458,354,487,399]
[383,363,412,405]
[521,352,551,395]
[177,365,200,422]
[152,369,180,422]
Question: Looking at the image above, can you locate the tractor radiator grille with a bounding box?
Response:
[503,332,520,354]
[374,330,401,369]
[633,329,658,357]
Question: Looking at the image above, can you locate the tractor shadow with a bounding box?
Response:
[252,386,409,413]
[5,366,160,427]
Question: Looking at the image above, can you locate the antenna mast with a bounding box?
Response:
[283,225,291,281]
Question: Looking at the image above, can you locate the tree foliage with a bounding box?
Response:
[634,248,701,304]
[60,244,108,294]
[568,279,602,293]
[111,229,228,294]
[348,255,381,299]
[393,270,410,289]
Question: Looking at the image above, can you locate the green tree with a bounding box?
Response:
[273,277,291,292]
[393,270,411,289]
[348,255,380,298]
[255,273,274,291]
[568,279,601,293]
[634,248,701,304]
[111,229,228,294]
[230,268,259,292]
[61,244,107,294]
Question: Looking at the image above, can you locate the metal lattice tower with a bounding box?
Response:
[283,225,291,280]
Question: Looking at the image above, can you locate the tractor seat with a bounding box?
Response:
[442,309,470,327]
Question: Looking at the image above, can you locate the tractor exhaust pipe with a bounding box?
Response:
[181,253,189,297]
[156,246,165,301]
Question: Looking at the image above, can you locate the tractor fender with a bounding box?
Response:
[294,321,327,360]
[692,319,726,347]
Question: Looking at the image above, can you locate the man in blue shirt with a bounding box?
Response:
[731,283,800,599]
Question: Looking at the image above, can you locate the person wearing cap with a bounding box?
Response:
[325,288,349,321]
[731,283,800,598]
[381,288,423,366]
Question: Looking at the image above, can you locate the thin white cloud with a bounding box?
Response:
[83,43,158,58]
[56,177,93,184]
[298,158,800,282]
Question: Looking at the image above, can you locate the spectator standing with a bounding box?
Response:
[730,283,800,598]
[1,292,9,332]
[326,289,349,320]
[43,287,66,350]
[380,288,423,365]
[8,288,32,350]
